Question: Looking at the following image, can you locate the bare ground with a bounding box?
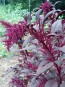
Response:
[0,56,19,87]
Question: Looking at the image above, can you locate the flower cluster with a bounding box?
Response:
[40,0,52,15]
[0,21,27,50]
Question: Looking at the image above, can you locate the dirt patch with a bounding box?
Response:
[0,57,19,87]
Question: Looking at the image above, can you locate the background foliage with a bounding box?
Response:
[0,0,65,11]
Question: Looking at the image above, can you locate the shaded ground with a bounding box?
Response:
[0,37,22,87]
[0,57,19,87]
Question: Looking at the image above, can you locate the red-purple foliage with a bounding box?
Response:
[1,0,65,87]
[11,77,25,87]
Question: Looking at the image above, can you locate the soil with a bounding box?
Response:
[0,56,19,87]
